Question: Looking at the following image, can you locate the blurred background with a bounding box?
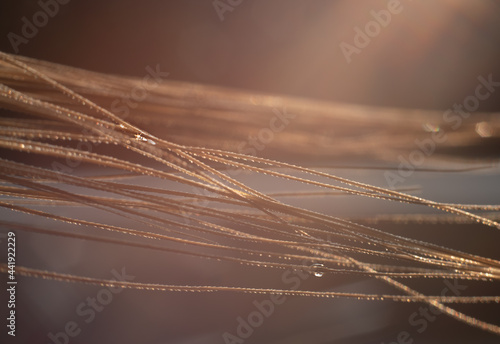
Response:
[1,1,500,343]
[2,0,500,110]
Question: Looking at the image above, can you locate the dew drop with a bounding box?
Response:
[311,263,324,277]
[135,134,148,142]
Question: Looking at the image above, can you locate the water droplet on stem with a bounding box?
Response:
[310,263,324,277]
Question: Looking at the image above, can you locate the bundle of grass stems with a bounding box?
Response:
[0,51,499,338]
